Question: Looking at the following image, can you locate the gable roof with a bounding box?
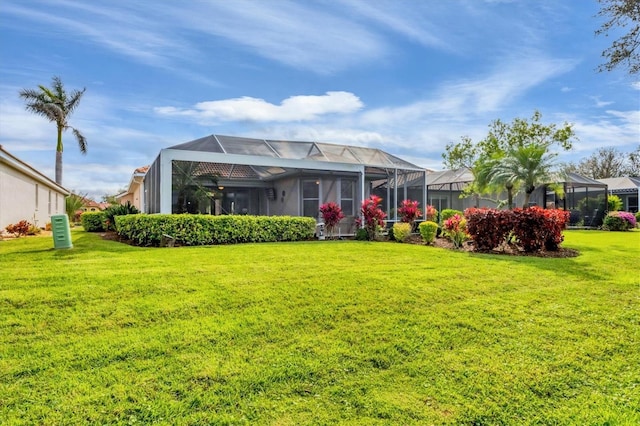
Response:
[597,177,640,193]
[0,145,69,195]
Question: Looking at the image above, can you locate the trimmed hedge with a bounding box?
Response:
[115,214,316,246]
[81,212,106,232]
[465,207,570,253]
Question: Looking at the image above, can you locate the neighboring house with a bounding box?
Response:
[0,145,69,230]
[80,198,109,213]
[115,165,148,211]
[143,135,428,234]
[597,177,640,212]
[415,167,608,226]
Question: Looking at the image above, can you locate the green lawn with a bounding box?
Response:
[1,230,639,425]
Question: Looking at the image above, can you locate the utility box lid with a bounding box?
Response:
[50,214,73,249]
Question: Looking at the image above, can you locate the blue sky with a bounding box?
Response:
[0,0,638,200]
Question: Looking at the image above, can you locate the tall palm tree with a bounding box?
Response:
[489,144,559,208]
[20,76,87,185]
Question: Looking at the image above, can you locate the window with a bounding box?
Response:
[340,179,355,216]
[48,191,52,215]
[302,180,320,217]
[35,184,39,210]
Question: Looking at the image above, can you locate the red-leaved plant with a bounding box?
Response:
[319,202,345,238]
[397,199,422,230]
[356,195,387,241]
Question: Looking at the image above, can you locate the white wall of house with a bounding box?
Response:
[0,147,69,230]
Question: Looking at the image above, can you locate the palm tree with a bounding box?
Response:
[489,144,559,208]
[20,76,87,185]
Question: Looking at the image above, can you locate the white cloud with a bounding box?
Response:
[632,82,640,90]
[155,92,364,123]
[589,96,614,108]
[561,86,573,92]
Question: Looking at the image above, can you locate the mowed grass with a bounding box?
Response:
[1,230,639,425]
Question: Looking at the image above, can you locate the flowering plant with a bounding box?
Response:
[356,195,387,241]
[442,213,468,249]
[319,202,345,238]
[604,211,636,231]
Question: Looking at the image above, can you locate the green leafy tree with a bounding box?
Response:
[596,0,640,75]
[20,76,87,185]
[443,111,575,208]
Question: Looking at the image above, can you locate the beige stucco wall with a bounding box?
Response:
[0,162,67,229]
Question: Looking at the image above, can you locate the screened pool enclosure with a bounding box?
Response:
[144,135,428,235]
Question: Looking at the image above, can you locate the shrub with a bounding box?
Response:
[442,214,468,249]
[425,205,438,222]
[103,202,140,231]
[636,211,640,227]
[5,220,31,237]
[541,208,571,251]
[603,211,636,231]
[510,207,569,252]
[319,202,345,238]
[419,221,438,244]
[356,195,387,241]
[440,209,463,225]
[465,208,514,251]
[115,214,315,246]
[465,207,569,252]
[45,222,52,231]
[607,195,623,212]
[397,199,422,225]
[392,222,412,242]
[27,224,41,236]
[81,212,106,232]
[355,228,369,241]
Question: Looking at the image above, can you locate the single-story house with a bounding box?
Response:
[597,177,639,213]
[115,165,148,211]
[143,135,428,235]
[0,145,69,230]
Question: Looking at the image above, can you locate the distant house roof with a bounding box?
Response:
[597,177,640,193]
[0,145,69,195]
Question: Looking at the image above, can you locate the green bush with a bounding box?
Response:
[440,209,463,225]
[115,214,316,246]
[419,221,439,244]
[636,211,640,227]
[355,228,368,240]
[607,195,623,212]
[392,222,411,242]
[81,212,106,232]
[103,202,140,231]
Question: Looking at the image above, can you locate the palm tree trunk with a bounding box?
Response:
[55,126,63,184]
[55,151,63,185]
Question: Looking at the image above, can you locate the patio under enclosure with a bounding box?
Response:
[144,135,428,235]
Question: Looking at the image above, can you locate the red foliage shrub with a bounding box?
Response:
[511,207,569,253]
[397,199,422,223]
[425,205,438,222]
[319,202,345,237]
[465,208,514,251]
[465,207,569,253]
[356,195,387,240]
[5,220,31,237]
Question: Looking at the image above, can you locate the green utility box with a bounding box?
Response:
[51,214,73,249]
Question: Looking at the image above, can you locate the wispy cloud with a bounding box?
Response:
[589,96,614,108]
[155,92,364,123]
